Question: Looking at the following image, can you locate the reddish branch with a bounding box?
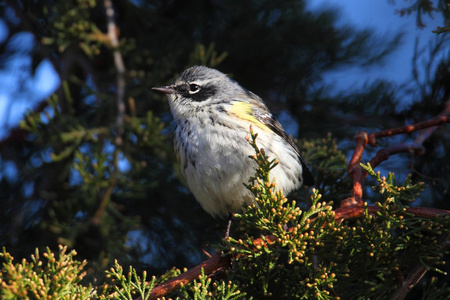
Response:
[344,103,450,207]
[334,205,450,221]
[346,130,369,206]
[367,115,450,146]
[142,252,229,300]
[141,103,450,300]
[368,143,425,169]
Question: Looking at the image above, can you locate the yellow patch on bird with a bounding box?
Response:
[174,146,181,165]
[229,102,270,132]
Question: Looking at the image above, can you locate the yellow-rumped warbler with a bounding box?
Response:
[153,66,314,219]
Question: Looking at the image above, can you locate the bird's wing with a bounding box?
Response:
[232,91,314,185]
[253,109,314,186]
[242,93,314,186]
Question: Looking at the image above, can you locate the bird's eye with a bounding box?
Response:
[188,83,200,94]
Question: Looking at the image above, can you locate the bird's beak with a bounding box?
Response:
[152,86,175,94]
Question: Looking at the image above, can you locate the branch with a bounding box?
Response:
[136,251,229,300]
[104,0,126,145]
[390,233,450,300]
[346,131,369,205]
[344,101,450,207]
[414,101,450,145]
[368,115,450,147]
[334,205,450,221]
[390,264,429,300]
[368,143,425,169]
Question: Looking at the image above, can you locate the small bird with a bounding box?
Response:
[153,66,314,224]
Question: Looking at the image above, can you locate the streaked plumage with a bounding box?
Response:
[153,66,313,217]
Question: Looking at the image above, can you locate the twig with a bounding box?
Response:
[334,205,450,221]
[368,143,425,169]
[104,0,126,145]
[344,102,450,207]
[136,251,229,300]
[368,114,450,147]
[390,264,429,300]
[390,233,450,300]
[414,101,450,145]
[346,131,369,206]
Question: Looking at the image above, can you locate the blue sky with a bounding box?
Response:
[308,0,445,92]
[0,28,59,139]
[0,1,446,140]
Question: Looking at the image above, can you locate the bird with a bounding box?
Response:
[152,66,314,233]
